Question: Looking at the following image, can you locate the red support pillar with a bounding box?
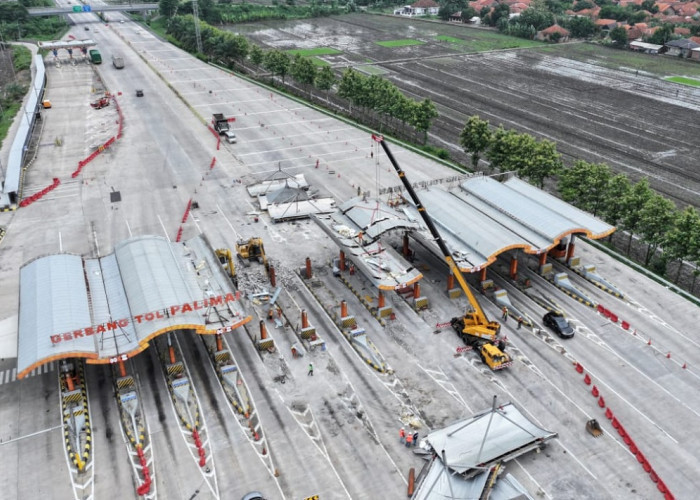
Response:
[480,268,487,282]
[301,309,309,329]
[118,358,127,378]
[566,236,577,263]
[216,333,223,352]
[339,250,346,271]
[378,291,385,308]
[413,282,420,299]
[538,252,547,267]
[65,373,75,392]
[305,257,312,279]
[447,273,454,290]
[269,265,276,288]
[340,300,348,318]
[510,256,518,280]
[260,320,268,340]
[169,346,176,364]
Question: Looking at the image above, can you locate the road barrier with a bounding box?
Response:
[574,361,675,499]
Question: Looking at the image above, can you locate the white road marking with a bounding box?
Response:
[215,203,240,241]
[0,425,62,445]
[156,213,171,241]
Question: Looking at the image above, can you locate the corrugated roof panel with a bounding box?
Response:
[100,253,138,357]
[18,254,92,376]
[504,177,615,238]
[85,258,110,326]
[426,402,556,475]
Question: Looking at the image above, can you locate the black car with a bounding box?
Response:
[543,312,574,338]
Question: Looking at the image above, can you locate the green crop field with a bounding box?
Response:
[436,34,541,50]
[666,76,700,87]
[375,39,425,47]
[286,47,341,56]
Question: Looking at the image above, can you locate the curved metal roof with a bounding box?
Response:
[17,235,250,378]
[403,175,615,272]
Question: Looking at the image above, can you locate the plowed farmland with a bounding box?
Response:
[237,14,700,207]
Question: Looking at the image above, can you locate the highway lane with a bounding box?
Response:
[2,14,700,500]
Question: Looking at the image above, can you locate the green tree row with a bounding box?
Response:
[460,115,700,284]
[460,115,562,188]
[164,16,439,139]
[337,68,438,139]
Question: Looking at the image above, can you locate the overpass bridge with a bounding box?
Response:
[27,4,158,16]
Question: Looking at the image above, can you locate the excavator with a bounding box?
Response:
[215,249,238,287]
[236,237,269,272]
[372,135,511,370]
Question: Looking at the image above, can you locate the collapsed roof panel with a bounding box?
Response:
[426,401,557,477]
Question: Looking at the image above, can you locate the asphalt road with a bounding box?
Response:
[1,12,700,500]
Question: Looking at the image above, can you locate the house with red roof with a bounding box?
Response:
[537,24,571,42]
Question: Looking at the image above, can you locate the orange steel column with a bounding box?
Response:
[447,273,455,290]
[65,373,75,392]
[510,256,518,280]
[118,358,127,378]
[340,300,348,317]
[305,257,312,279]
[269,265,276,287]
[538,252,547,267]
[260,320,268,340]
[378,291,385,308]
[413,282,420,299]
[339,251,346,271]
[169,346,176,364]
[301,309,309,329]
[216,333,223,352]
[480,268,487,282]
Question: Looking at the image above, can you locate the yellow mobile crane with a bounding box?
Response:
[373,135,511,370]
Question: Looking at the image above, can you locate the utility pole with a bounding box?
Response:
[191,0,203,55]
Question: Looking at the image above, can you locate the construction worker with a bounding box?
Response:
[308,363,314,376]
[501,306,508,322]
[412,431,419,447]
[405,432,413,448]
[399,428,406,444]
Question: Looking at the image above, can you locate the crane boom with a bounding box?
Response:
[372,134,502,343]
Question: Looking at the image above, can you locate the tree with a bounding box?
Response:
[609,26,628,47]
[263,50,291,83]
[638,194,676,266]
[484,3,510,26]
[647,24,673,45]
[159,0,178,18]
[664,206,700,282]
[565,16,597,38]
[438,0,467,21]
[249,45,264,66]
[619,178,653,255]
[558,160,612,215]
[411,99,439,142]
[291,54,317,86]
[521,139,562,188]
[518,5,554,31]
[600,174,631,236]
[460,115,492,169]
[315,66,336,101]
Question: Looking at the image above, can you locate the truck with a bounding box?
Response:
[372,134,512,371]
[212,113,230,134]
[88,49,102,64]
[212,113,237,143]
[112,54,124,69]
